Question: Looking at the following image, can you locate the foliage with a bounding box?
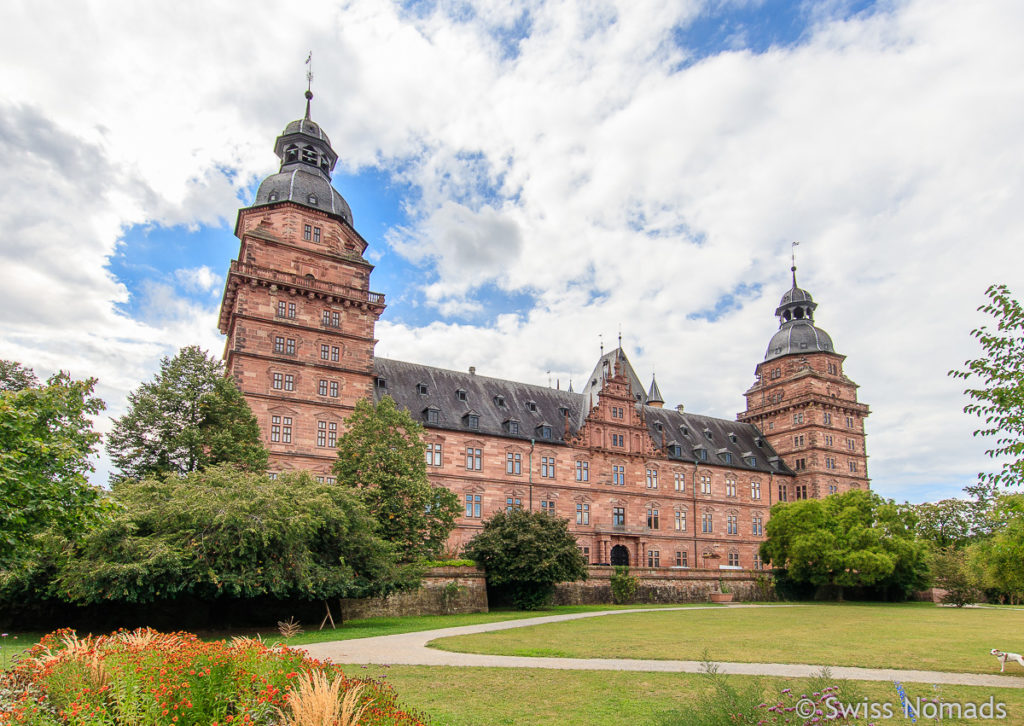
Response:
[464,509,588,610]
[907,498,977,550]
[929,547,979,607]
[0,371,107,570]
[760,490,930,600]
[333,396,459,561]
[419,559,476,569]
[107,346,267,480]
[54,466,414,605]
[609,567,638,604]
[950,283,1024,487]
[966,493,1024,603]
[0,628,426,725]
[0,360,38,392]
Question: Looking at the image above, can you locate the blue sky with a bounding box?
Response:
[2,0,1023,502]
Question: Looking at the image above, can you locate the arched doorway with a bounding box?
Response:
[610,545,630,567]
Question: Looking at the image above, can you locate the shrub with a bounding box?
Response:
[0,628,426,725]
[610,567,637,604]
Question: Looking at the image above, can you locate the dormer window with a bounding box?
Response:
[416,383,428,395]
[729,433,738,443]
[719,451,733,464]
[268,191,278,202]
[655,422,664,431]
[680,426,689,437]
[754,437,764,448]
[526,401,538,413]
[375,377,387,390]
[694,447,708,462]
[745,456,757,467]
[464,413,480,430]
[704,429,713,440]
[669,444,682,457]
[456,389,467,401]
[424,407,440,424]
[537,424,552,439]
[308,194,318,205]
[506,419,520,435]
[494,395,506,407]
[558,406,569,417]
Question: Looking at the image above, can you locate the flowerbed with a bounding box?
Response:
[0,628,426,725]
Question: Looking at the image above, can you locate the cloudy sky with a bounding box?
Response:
[2,0,1022,503]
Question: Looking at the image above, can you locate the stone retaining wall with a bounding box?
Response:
[338,566,488,620]
[554,567,771,605]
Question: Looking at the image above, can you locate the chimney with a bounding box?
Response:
[676,404,685,413]
[469,366,476,375]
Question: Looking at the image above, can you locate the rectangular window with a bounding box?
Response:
[270,415,281,442]
[330,381,338,397]
[754,553,763,570]
[285,338,296,355]
[268,472,278,480]
[647,550,660,568]
[317,421,327,447]
[793,413,804,424]
[315,476,325,483]
[612,507,625,527]
[826,457,836,470]
[541,500,556,515]
[612,465,625,486]
[847,438,856,451]
[846,416,855,428]
[647,508,659,530]
[506,452,522,475]
[331,311,340,327]
[272,372,283,389]
[313,227,321,243]
[794,458,806,471]
[466,447,482,471]
[331,346,340,362]
[288,302,296,319]
[575,460,589,481]
[824,434,833,446]
[823,412,832,425]
[282,417,292,444]
[794,434,804,447]
[426,443,442,467]
[576,502,590,525]
[277,301,288,317]
[830,484,839,494]
[579,546,590,564]
[646,469,658,489]
[465,494,481,518]
[779,484,788,502]
[320,344,330,360]
[611,433,624,447]
[700,474,711,495]
[327,422,337,447]
[318,380,328,396]
[274,336,285,353]
[674,472,685,491]
[727,515,738,535]
[284,374,294,391]
[541,456,555,478]
[506,496,522,512]
[751,480,761,500]
[322,310,330,326]
[728,553,740,567]
[849,461,858,472]
[674,509,686,531]
[304,224,312,240]
[725,478,736,497]
[752,515,763,536]
[676,551,688,567]
[702,513,713,533]
[795,484,808,499]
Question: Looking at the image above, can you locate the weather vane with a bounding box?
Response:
[305,52,314,92]
[791,240,800,271]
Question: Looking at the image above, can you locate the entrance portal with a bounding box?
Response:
[610,545,630,567]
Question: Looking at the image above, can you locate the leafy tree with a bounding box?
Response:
[333,396,459,561]
[930,547,979,607]
[56,465,413,604]
[950,284,1024,487]
[908,498,976,549]
[967,493,1024,604]
[0,371,107,568]
[107,346,267,479]
[0,359,39,392]
[464,509,588,610]
[760,490,929,600]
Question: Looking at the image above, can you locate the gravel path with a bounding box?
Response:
[301,605,1024,688]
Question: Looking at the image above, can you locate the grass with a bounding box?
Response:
[247,603,705,647]
[429,602,1024,675]
[353,664,1024,725]
[0,632,40,668]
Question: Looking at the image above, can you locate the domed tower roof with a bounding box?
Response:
[249,90,353,225]
[764,267,836,361]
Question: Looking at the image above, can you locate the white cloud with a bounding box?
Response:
[1,0,1022,501]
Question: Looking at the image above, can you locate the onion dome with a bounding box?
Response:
[250,90,353,225]
[764,267,836,361]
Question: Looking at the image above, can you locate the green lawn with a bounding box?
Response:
[353,664,1024,726]
[429,603,1024,675]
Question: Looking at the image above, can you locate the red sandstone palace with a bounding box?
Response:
[217,95,870,569]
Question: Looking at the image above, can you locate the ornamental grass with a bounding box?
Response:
[0,628,426,726]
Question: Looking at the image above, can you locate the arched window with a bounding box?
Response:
[301,145,317,163]
[284,145,299,163]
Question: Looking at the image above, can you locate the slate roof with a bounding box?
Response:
[373,356,793,477]
[764,320,835,361]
